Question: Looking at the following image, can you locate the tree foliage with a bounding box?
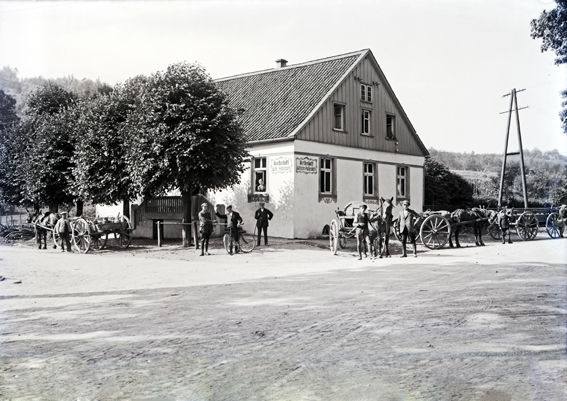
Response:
[428,148,567,207]
[0,89,19,133]
[531,0,567,65]
[531,0,567,134]
[123,63,247,199]
[424,157,474,210]
[118,63,247,246]
[72,79,144,206]
[0,83,77,211]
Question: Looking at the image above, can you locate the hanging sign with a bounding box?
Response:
[296,156,318,174]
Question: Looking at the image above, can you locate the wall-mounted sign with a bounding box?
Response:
[270,157,292,174]
[248,194,270,203]
[296,156,318,174]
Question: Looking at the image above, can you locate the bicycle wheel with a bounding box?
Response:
[223,233,231,254]
[239,230,256,253]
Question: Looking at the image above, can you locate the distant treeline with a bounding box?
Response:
[426,148,567,209]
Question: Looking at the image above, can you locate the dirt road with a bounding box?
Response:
[1,237,566,400]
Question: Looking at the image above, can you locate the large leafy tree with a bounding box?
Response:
[531,0,567,133]
[72,78,144,216]
[0,83,77,212]
[0,90,22,209]
[123,63,247,246]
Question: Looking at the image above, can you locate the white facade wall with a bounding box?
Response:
[210,140,426,239]
[210,143,296,239]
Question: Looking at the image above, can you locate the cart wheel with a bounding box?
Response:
[90,235,103,251]
[329,219,339,255]
[117,231,132,248]
[420,214,451,249]
[545,212,561,239]
[516,211,538,240]
[71,217,91,253]
[52,230,60,249]
[118,216,133,249]
[488,222,501,240]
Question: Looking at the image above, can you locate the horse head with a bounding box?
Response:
[379,197,394,223]
[41,212,59,227]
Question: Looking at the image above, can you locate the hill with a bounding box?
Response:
[427,148,567,207]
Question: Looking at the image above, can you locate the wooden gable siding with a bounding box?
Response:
[295,56,424,156]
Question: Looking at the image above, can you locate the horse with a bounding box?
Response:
[449,207,491,248]
[33,211,59,249]
[369,197,394,258]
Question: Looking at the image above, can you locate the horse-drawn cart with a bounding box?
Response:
[71,216,133,253]
[329,201,367,255]
[414,208,539,250]
[486,208,560,242]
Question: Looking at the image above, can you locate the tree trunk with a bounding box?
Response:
[122,198,130,218]
[75,200,84,217]
[181,191,192,248]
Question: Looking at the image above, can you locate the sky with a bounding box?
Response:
[0,0,566,155]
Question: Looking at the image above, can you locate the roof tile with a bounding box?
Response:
[215,52,362,142]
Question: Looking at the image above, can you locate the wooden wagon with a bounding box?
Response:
[70,216,133,253]
[328,201,376,255]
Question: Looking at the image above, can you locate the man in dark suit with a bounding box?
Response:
[254,201,274,246]
[216,204,243,254]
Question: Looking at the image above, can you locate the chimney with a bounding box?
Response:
[275,58,288,68]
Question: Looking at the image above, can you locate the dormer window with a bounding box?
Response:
[361,84,372,102]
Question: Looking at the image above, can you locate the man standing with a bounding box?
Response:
[397,200,419,257]
[54,212,72,252]
[254,201,274,246]
[353,204,371,260]
[198,203,213,256]
[216,204,243,254]
[497,206,513,244]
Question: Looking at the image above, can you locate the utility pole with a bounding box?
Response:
[498,88,529,209]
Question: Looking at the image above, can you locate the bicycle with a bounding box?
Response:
[223,225,256,254]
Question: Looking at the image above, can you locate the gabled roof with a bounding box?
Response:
[215,50,365,142]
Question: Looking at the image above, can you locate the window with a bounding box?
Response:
[333,104,345,131]
[386,114,396,140]
[361,110,371,135]
[363,162,376,197]
[361,84,372,102]
[397,166,408,198]
[254,157,267,193]
[320,158,333,194]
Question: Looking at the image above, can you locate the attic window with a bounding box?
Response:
[333,104,345,131]
[386,114,396,140]
[361,84,372,102]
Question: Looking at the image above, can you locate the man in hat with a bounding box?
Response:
[198,202,213,256]
[254,201,274,246]
[54,212,72,252]
[397,200,419,257]
[216,204,243,254]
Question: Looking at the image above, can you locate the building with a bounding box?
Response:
[205,48,429,239]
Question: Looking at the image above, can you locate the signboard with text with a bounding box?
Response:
[270,157,292,174]
[296,156,318,174]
